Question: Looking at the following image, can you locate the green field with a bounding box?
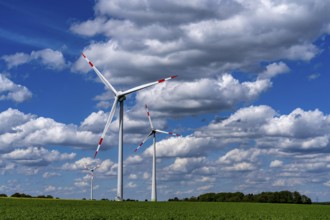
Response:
[1,198,330,220]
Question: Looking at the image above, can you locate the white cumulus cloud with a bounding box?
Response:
[2,49,67,70]
[72,0,329,86]
[0,74,32,103]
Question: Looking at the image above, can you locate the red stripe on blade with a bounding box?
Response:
[82,53,86,58]
[158,79,165,83]
[171,75,177,79]
[88,61,94,67]
[98,138,103,145]
[94,151,98,158]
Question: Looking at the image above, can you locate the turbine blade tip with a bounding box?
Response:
[82,53,86,58]
[93,151,98,158]
[171,75,178,79]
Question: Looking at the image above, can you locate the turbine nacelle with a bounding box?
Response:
[118,94,126,102]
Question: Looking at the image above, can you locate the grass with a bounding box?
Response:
[1,198,330,220]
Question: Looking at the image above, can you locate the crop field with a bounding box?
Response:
[1,198,330,220]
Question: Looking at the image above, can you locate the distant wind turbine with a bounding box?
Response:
[82,53,177,201]
[135,104,181,202]
[84,163,100,200]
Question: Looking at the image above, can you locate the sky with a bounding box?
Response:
[1,0,330,202]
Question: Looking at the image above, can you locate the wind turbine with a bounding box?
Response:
[134,104,181,202]
[84,163,100,200]
[81,53,177,201]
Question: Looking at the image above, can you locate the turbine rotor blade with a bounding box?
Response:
[155,129,181,137]
[82,53,118,95]
[134,131,154,152]
[94,97,119,158]
[122,75,177,96]
[145,104,154,130]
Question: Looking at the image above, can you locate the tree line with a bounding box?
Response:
[0,193,56,199]
[169,191,312,204]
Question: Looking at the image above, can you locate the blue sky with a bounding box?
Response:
[1,0,330,202]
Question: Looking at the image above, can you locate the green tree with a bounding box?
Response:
[301,195,312,204]
[293,191,302,204]
[198,193,216,202]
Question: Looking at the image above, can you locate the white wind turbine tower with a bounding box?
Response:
[84,163,100,200]
[134,104,181,202]
[81,53,177,201]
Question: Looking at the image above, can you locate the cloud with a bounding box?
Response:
[80,110,108,133]
[195,105,276,139]
[78,108,163,149]
[262,108,330,138]
[154,156,217,188]
[135,74,271,117]
[80,108,154,135]
[74,177,89,188]
[0,108,110,153]
[143,172,149,180]
[131,104,330,192]
[164,157,207,174]
[0,74,32,103]
[44,185,56,193]
[125,155,143,165]
[222,162,256,172]
[127,181,137,188]
[128,174,138,180]
[217,148,262,172]
[270,160,283,168]
[197,185,213,191]
[110,103,330,197]
[42,172,61,179]
[3,147,76,166]
[71,0,329,86]
[258,62,290,79]
[217,148,261,165]
[308,73,320,80]
[1,53,30,68]
[143,136,213,158]
[195,105,330,153]
[2,49,67,70]
[97,159,117,176]
[0,108,32,133]
[324,181,330,187]
[272,178,304,187]
[61,157,98,171]
[62,157,117,177]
